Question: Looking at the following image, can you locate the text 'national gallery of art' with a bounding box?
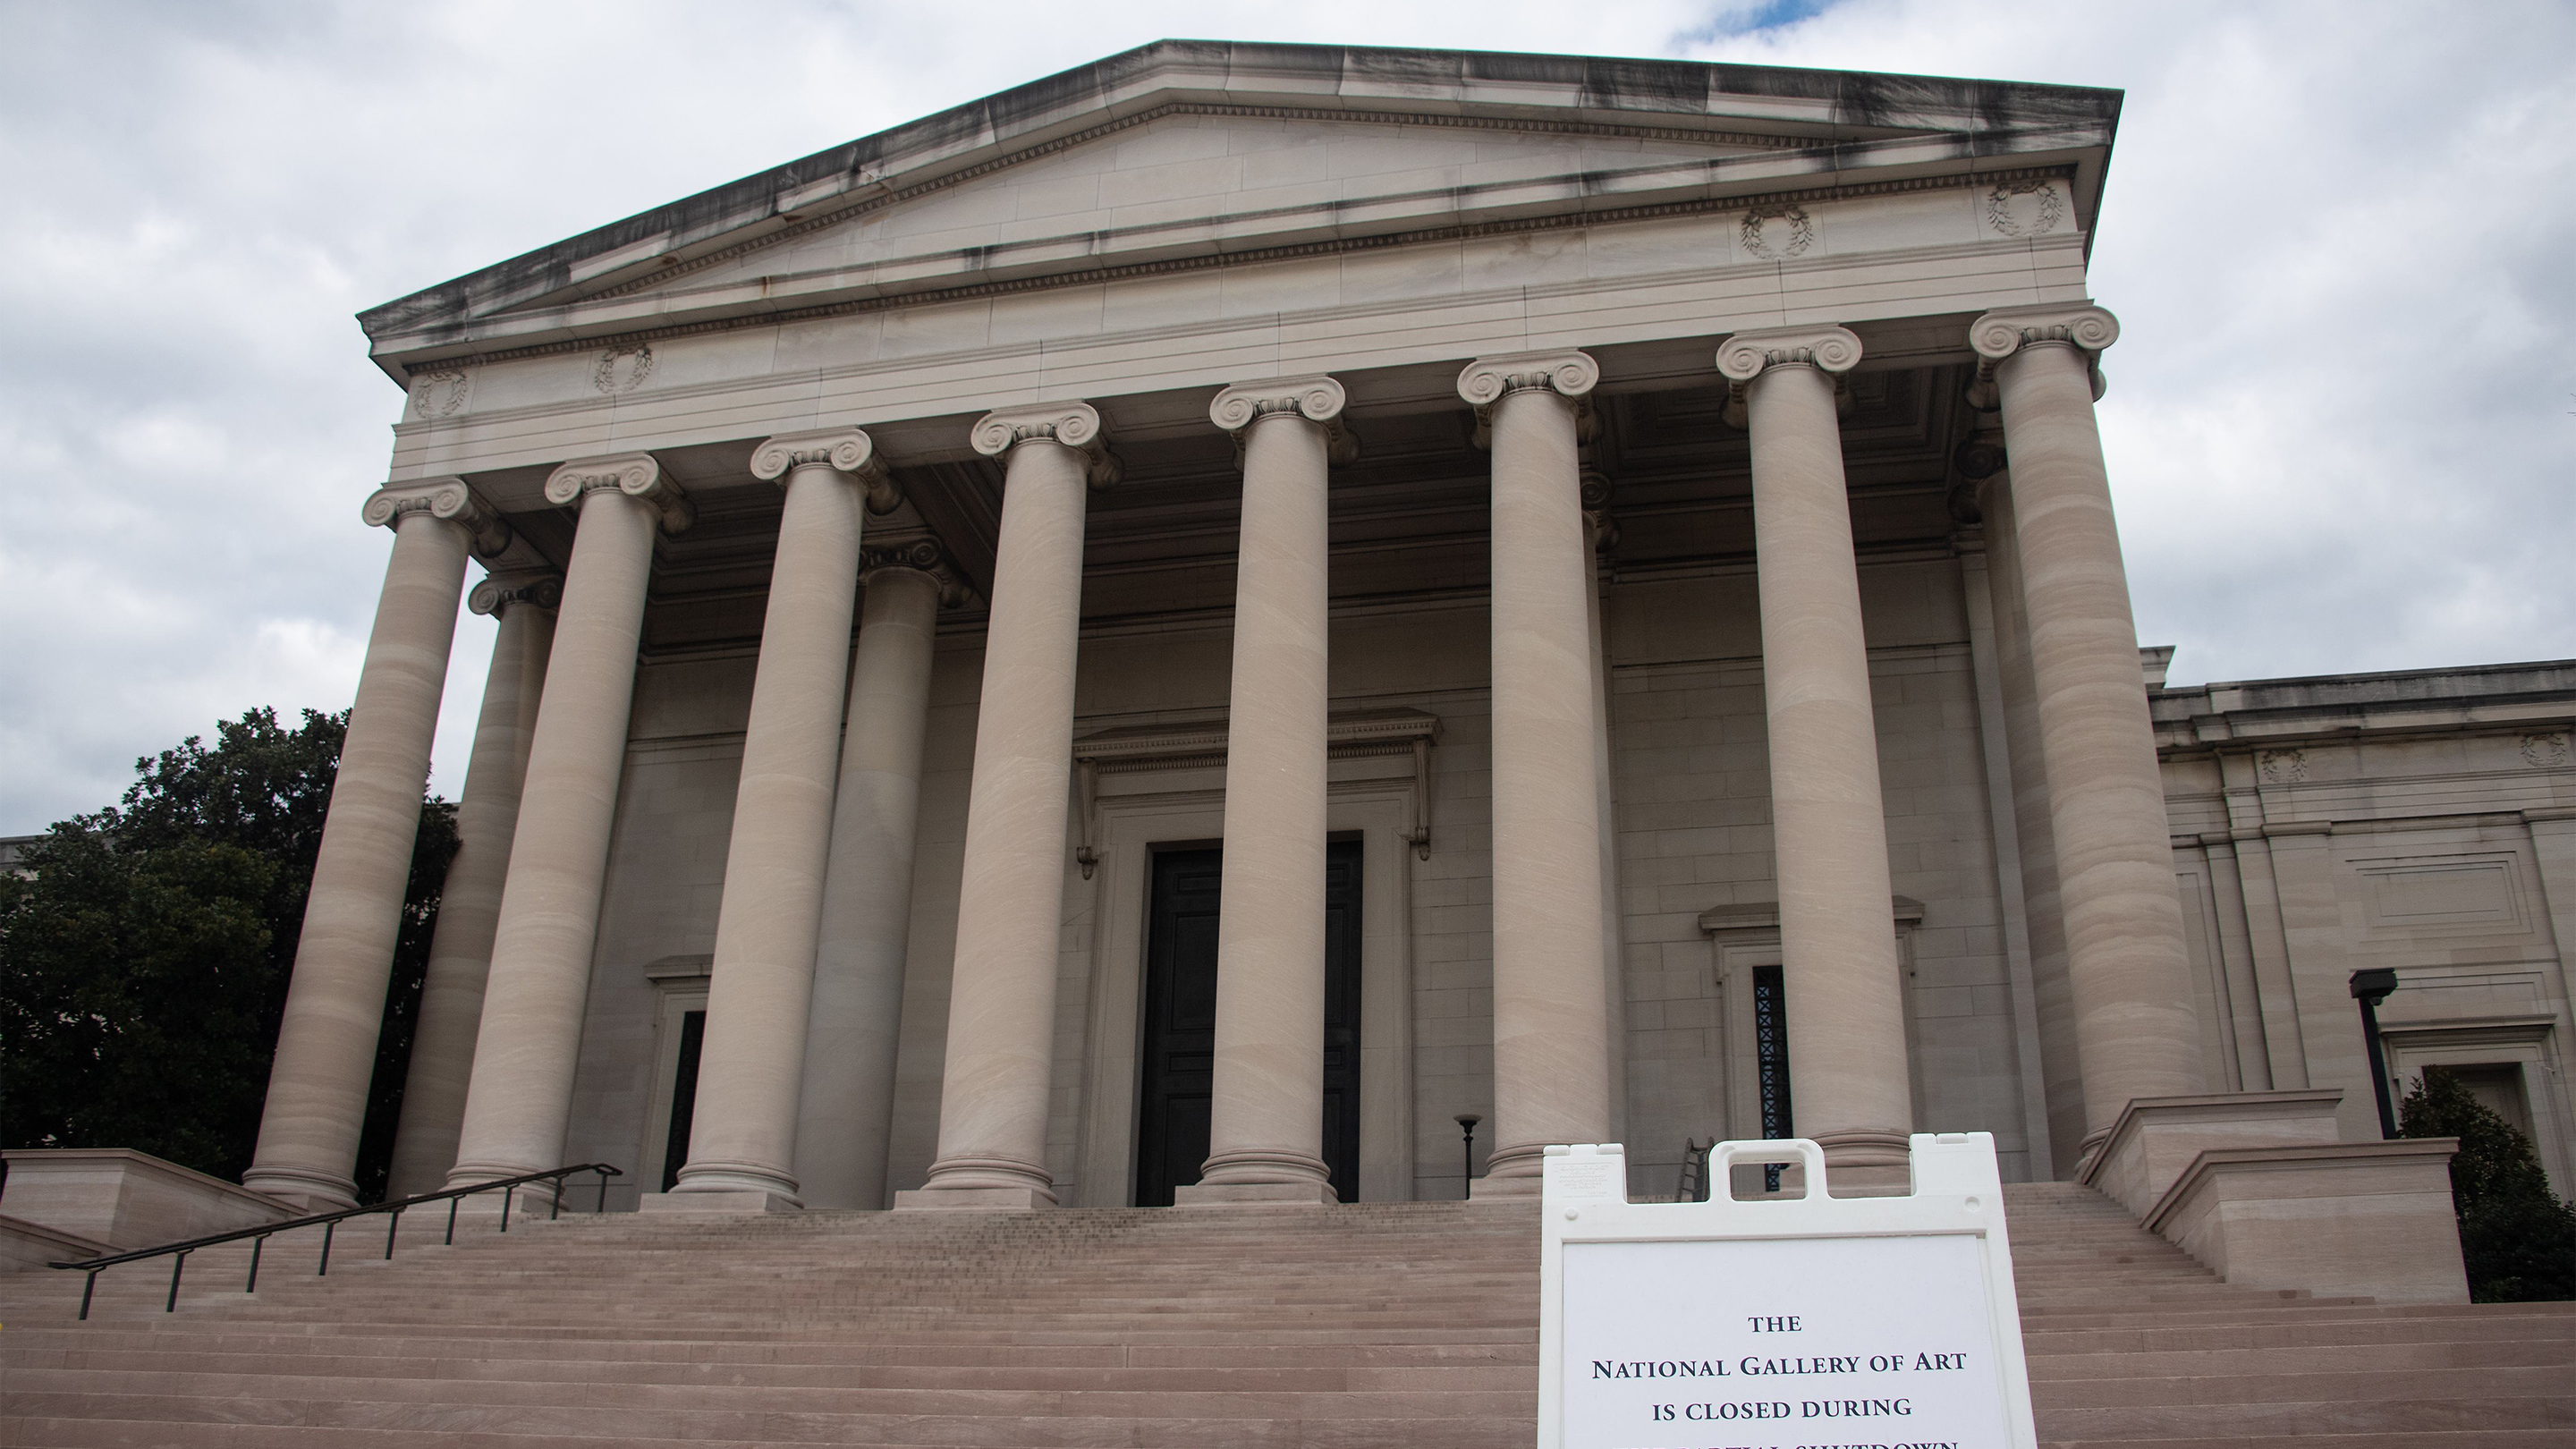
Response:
[15,54,2574,1408]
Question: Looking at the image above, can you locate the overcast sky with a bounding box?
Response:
[2,0,2570,835]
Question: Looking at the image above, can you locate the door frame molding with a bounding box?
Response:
[1072,774,1417,1206]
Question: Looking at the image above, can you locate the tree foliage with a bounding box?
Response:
[2397,1065,2576,1302]
[0,708,454,1199]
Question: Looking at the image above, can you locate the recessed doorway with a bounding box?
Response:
[1133,840,1363,1206]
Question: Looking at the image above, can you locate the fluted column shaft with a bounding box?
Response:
[674,430,892,1204]
[1189,377,1346,1201]
[906,402,1108,1208]
[1719,325,1913,1189]
[794,559,944,1210]
[448,455,688,1193]
[385,577,556,1199]
[245,480,502,1209]
[1974,303,2203,1148]
[1460,352,1612,1186]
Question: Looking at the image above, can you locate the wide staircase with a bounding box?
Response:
[0,1182,2567,1446]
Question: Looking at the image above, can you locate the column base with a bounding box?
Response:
[238,1163,358,1216]
[1173,1181,1337,1208]
[1815,1128,1914,1198]
[891,1186,1055,1212]
[639,1190,800,1215]
[1468,1175,1542,1199]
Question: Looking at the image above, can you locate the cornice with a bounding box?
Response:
[377,164,2077,377]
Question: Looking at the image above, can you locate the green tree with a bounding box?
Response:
[0,708,455,1200]
[2397,1066,2576,1302]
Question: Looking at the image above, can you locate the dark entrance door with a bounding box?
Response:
[1134,840,1362,1206]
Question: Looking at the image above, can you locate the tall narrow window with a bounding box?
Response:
[1751,964,1793,1192]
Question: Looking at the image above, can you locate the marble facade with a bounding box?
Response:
[225,43,2569,1233]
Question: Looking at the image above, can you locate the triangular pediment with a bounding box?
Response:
[361,41,2117,376]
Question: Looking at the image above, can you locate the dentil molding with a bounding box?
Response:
[750,426,901,514]
[360,478,511,560]
[970,401,1121,487]
[541,452,695,533]
[1208,374,1359,466]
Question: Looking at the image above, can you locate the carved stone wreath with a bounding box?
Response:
[1985,180,2065,238]
[593,344,655,395]
[2258,749,2309,784]
[1739,205,1814,261]
[409,369,470,419]
[2523,733,2572,768]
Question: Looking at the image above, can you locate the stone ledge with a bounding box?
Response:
[2141,1140,2468,1306]
[0,1212,112,1273]
[2077,1089,2347,1217]
[0,1148,294,1250]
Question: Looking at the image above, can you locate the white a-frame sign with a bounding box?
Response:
[1538,1133,2038,1449]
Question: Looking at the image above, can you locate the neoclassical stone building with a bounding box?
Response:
[233,41,2573,1226]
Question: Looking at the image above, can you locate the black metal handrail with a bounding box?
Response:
[48,1162,621,1320]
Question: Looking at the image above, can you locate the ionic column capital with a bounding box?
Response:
[1970,301,2121,360]
[361,478,512,559]
[542,452,694,533]
[1209,374,1359,465]
[751,427,901,514]
[970,401,1120,487]
[1457,350,1597,449]
[860,537,970,608]
[1715,323,1863,381]
[469,572,563,617]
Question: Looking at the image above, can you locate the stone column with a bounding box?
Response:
[1978,470,2089,1172]
[793,546,953,1210]
[1181,377,1353,1207]
[1716,324,1914,1191]
[1584,480,1630,1146]
[897,402,1114,1210]
[384,572,557,1200]
[1458,352,1613,1190]
[664,430,899,1209]
[1972,302,2204,1151]
[243,479,507,1210]
[446,454,691,1195]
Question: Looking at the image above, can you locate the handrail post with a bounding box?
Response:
[598,1166,611,1214]
[165,1250,189,1313]
[385,1206,403,1259]
[246,1234,266,1294]
[445,1195,460,1246]
[548,1174,564,1221]
[318,1220,335,1276]
[500,1183,514,1233]
[80,1268,98,1321]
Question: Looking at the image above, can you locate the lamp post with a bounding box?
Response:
[2350,968,2400,1140]
[1454,1113,1481,1199]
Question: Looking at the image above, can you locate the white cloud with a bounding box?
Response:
[3,0,2568,830]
